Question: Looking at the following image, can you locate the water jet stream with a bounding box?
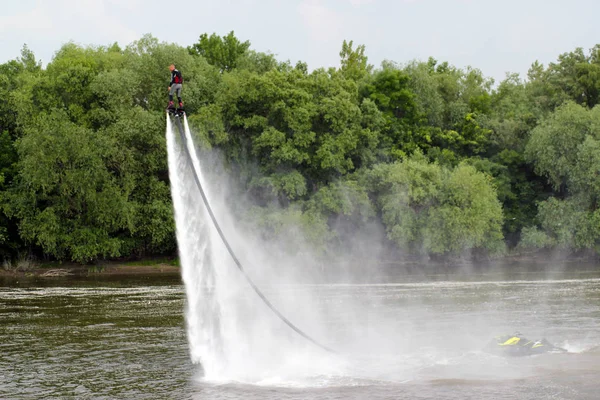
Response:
[166,114,336,362]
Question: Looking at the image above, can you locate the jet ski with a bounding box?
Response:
[486,333,567,356]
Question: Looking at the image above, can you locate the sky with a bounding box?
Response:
[1,0,599,83]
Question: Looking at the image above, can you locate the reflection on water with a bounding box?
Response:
[1,269,600,399]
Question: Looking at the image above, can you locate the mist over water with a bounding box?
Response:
[166,117,600,394]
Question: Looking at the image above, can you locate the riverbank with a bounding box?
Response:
[0,260,180,278]
[2,251,599,280]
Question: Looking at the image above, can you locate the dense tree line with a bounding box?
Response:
[1,33,599,265]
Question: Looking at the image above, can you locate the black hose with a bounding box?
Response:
[171,114,336,354]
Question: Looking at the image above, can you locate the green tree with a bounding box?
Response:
[0,45,41,261]
[363,67,420,157]
[3,35,600,263]
[403,59,445,127]
[364,154,504,255]
[188,31,251,72]
[203,65,384,190]
[522,103,600,252]
[3,39,196,262]
[525,102,594,191]
[101,108,175,257]
[547,46,600,108]
[339,40,372,81]
[0,130,20,261]
[243,204,332,255]
[6,112,130,262]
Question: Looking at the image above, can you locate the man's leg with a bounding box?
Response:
[175,84,183,108]
[168,86,177,108]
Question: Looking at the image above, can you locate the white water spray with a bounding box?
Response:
[166,117,340,381]
[165,116,579,386]
[166,116,222,375]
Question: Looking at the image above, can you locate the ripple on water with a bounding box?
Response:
[1,278,600,399]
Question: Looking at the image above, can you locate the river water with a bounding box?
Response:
[1,268,600,400]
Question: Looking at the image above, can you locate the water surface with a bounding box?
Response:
[1,270,600,399]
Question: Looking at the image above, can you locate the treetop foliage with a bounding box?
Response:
[1,34,599,264]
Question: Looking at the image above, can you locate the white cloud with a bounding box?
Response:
[0,4,53,34]
[104,0,143,11]
[49,0,139,43]
[349,0,375,6]
[297,0,345,43]
[0,0,139,63]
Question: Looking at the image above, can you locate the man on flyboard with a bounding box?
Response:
[167,64,184,113]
